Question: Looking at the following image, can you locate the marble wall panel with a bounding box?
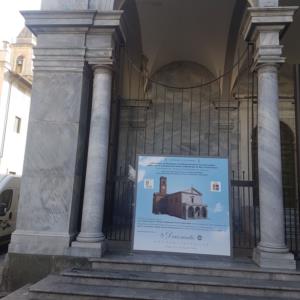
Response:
[248,0,278,7]
[41,0,89,10]
[89,0,114,10]
[37,34,87,49]
[10,66,91,254]
[41,0,116,11]
[23,121,80,176]
[16,173,78,233]
[30,72,85,124]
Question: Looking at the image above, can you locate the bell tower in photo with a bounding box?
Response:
[159,177,167,195]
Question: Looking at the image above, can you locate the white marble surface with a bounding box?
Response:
[41,0,115,11]
[30,73,85,124]
[90,0,114,10]
[9,7,122,257]
[254,65,296,270]
[76,66,112,244]
[9,59,90,255]
[248,0,278,7]
[41,0,89,10]
[243,4,297,269]
[257,65,286,251]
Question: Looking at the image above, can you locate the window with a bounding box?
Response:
[0,190,13,216]
[14,117,21,134]
[16,56,24,74]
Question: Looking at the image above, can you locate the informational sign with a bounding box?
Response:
[133,155,231,256]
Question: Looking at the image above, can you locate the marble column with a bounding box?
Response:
[252,64,295,269]
[242,3,298,270]
[72,65,112,256]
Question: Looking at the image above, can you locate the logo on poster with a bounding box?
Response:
[211,181,221,192]
[144,179,154,189]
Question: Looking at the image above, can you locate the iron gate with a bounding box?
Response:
[103,45,300,257]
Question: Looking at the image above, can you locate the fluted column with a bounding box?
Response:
[72,65,112,256]
[243,4,298,269]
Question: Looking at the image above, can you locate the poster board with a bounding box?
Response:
[133,155,231,256]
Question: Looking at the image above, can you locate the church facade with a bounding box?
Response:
[5,0,300,287]
[153,177,208,220]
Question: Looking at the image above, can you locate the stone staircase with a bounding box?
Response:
[3,253,300,299]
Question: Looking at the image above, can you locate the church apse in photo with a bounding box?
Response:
[153,177,208,220]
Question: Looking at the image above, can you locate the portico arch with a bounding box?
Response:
[202,207,208,218]
[188,207,195,218]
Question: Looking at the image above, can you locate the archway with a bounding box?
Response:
[202,207,208,219]
[188,207,195,219]
[103,0,264,255]
[195,207,201,218]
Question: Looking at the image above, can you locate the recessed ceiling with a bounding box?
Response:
[281,0,300,64]
[135,0,237,77]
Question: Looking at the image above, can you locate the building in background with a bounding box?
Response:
[0,27,34,175]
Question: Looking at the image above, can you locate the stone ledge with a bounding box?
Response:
[21,10,97,27]
[2,253,91,293]
[9,231,75,256]
[253,247,296,270]
[69,240,107,258]
[243,6,298,41]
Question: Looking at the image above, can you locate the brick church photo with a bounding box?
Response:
[153,176,208,220]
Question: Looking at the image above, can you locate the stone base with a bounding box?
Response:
[4,253,91,293]
[253,247,296,270]
[69,240,107,258]
[8,230,75,256]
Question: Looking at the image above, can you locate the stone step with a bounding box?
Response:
[1,285,30,300]
[90,253,300,282]
[27,274,285,300]
[60,268,300,299]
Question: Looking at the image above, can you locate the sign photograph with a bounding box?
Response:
[133,155,231,256]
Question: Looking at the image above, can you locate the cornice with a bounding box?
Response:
[21,10,126,69]
[93,11,123,27]
[21,11,97,35]
[21,10,125,36]
[243,6,298,42]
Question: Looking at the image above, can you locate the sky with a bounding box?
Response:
[0,0,41,42]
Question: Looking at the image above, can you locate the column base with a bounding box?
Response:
[69,240,107,258]
[9,230,75,256]
[253,246,296,270]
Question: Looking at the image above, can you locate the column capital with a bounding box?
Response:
[242,5,298,70]
[85,11,125,66]
[92,64,114,74]
[243,6,298,42]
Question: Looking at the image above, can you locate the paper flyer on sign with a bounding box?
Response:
[133,155,231,256]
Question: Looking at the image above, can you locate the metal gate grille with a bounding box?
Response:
[103,45,300,257]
